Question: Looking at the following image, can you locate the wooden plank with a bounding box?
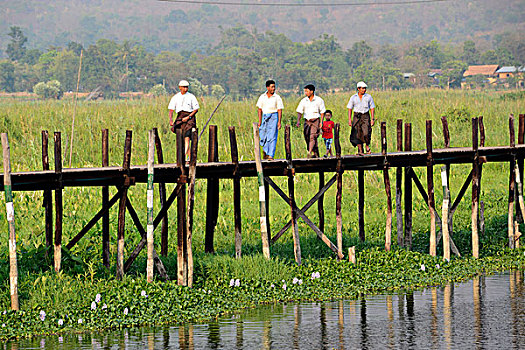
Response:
[285,125,301,265]
[396,119,403,247]
[101,129,110,268]
[441,166,450,261]
[426,120,436,256]
[253,123,270,259]
[147,130,155,282]
[205,125,219,253]
[472,118,480,258]
[2,133,19,310]
[186,129,198,287]
[54,132,63,272]
[381,122,392,251]
[404,123,412,249]
[229,126,242,259]
[153,128,169,257]
[334,123,343,254]
[116,130,132,279]
[508,114,516,249]
[41,130,53,250]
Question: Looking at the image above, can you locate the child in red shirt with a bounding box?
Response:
[321,110,335,157]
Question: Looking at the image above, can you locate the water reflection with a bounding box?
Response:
[7,272,525,349]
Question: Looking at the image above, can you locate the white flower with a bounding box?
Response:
[1,324,4,327]
[39,310,46,321]
[58,336,63,343]
[298,279,303,285]
[293,277,299,284]
[282,283,287,291]
[312,272,320,279]
[235,279,240,287]
[435,264,440,269]
[420,264,426,272]
[230,279,235,287]
[124,307,129,315]
[141,290,148,297]
[58,319,64,326]
[78,318,83,324]
[208,290,212,294]
[91,301,97,310]
[95,294,101,303]
[270,284,275,288]
[2,311,6,315]
[102,303,107,310]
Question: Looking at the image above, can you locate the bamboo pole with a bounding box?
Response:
[348,246,356,264]
[441,166,450,261]
[146,130,155,283]
[186,129,198,287]
[253,123,270,259]
[426,120,436,256]
[396,119,403,247]
[205,125,219,253]
[229,127,242,259]
[41,131,52,251]
[54,132,63,272]
[334,124,343,254]
[285,125,301,265]
[404,123,412,250]
[116,130,132,279]
[101,129,110,268]
[153,128,169,256]
[518,114,525,223]
[472,118,480,258]
[509,115,516,249]
[176,129,187,285]
[2,133,19,310]
[381,122,392,251]
[318,171,325,233]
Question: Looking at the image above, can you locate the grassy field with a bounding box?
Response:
[0,89,524,339]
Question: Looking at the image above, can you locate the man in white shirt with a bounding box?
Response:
[257,80,284,160]
[168,80,200,159]
[296,84,326,158]
[347,81,375,155]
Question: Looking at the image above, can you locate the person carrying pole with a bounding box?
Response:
[348,81,375,155]
[296,84,326,158]
[168,80,199,160]
[257,80,284,160]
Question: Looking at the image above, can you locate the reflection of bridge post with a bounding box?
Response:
[386,295,395,349]
[431,288,438,349]
[262,319,271,350]
[320,304,327,348]
[207,322,220,349]
[473,276,483,349]
[178,325,195,350]
[163,328,170,349]
[360,299,368,349]
[406,292,415,345]
[510,270,523,347]
[444,283,452,350]
[293,304,301,350]
[236,318,244,350]
[338,300,345,350]
[147,333,154,350]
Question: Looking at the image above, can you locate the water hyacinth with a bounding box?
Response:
[293,277,299,284]
[77,319,83,324]
[420,264,426,272]
[235,279,240,287]
[270,284,275,288]
[311,272,321,279]
[58,319,64,326]
[282,283,287,291]
[102,304,107,310]
[436,264,440,269]
[39,310,46,322]
[229,279,235,287]
[124,308,129,315]
[141,290,148,297]
[91,301,97,310]
[95,294,101,303]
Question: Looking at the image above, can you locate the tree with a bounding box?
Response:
[149,84,166,97]
[440,60,467,89]
[462,40,479,65]
[346,41,373,70]
[33,80,63,99]
[6,26,27,61]
[0,61,15,92]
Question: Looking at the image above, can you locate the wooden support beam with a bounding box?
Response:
[404,123,412,250]
[264,176,271,244]
[358,169,365,242]
[508,114,516,249]
[186,129,198,287]
[514,165,525,238]
[334,123,343,254]
[318,171,325,233]
[381,122,392,252]
[153,128,169,257]
[228,126,242,259]
[54,132,63,272]
[426,120,437,256]
[264,176,342,259]
[147,130,155,283]
[253,123,270,259]
[441,166,451,261]
[285,125,301,265]
[116,130,132,279]
[518,114,525,224]
[472,118,480,258]
[2,133,19,310]
[101,129,110,268]
[41,130,52,251]
[176,129,188,285]
[396,119,403,247]
[205,125,219,253]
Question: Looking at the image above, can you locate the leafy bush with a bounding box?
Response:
[33,80,63,99]
[211,84,225,98]
[148,84,167,97]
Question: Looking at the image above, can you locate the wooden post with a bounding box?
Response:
[514,221,521,249]
[404,123,412,250]
[441,116,453,235]
[480,201,485,237]
[264,176,271,244]
[508,115,516,249]
[348,246,356,264]
[381,122,392,251]
[472,118,480,258]
[153,128,169,256]
[186,129,198,287]
[396,119,403,247]
[101,129,110,268]
[116,130,132,279]
[518,114,525,223]
[229,127,242,259]
[205,125,219,253]
[441,166,450,261]
[358,169,365,242]
[54,132,63,272]
[147,130,155,283]
[515,165,525,227]
[318,171,325,233]
[426,121,436,256]
[41,131,53,251]
[2,133,19,310]
[253,123,270,259]
[176,129,188,285]
[285,125,302,265]
[334,124,343,254]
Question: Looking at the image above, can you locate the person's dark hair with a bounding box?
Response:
[266,80,275,87]
[304,84,315,92]
[325,109,332,115]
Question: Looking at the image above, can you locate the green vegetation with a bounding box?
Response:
[0,89,524,340]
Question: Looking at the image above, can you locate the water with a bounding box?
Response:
[6,271,525,349]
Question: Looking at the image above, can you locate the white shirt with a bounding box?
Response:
[346,93,375,113]
[168,92,199,113]
[256,92,284,114]
[295,95,326,120]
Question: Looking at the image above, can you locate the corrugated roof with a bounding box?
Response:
[463,65,499,77]
[496,66,517,73]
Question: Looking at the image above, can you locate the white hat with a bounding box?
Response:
[178,80,189,87]
[357,81,367,88]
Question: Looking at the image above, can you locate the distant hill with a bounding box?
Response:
[1,0,524,55]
